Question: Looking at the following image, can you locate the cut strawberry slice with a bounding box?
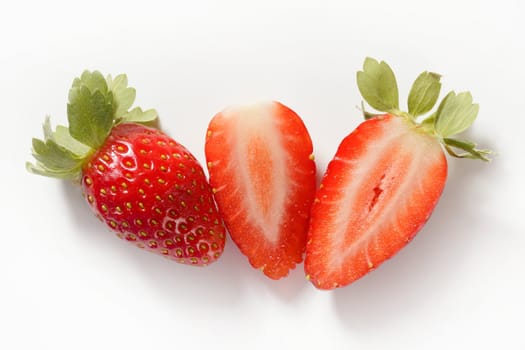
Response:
[304,57,488,290]
[205,101,316,279]
[305,114,447,289]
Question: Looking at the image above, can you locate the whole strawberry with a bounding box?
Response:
[305,58,490,289]
[28,71,225,266]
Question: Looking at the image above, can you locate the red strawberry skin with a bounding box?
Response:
[82,123,226,266]
[205,101,316,279]
[305,114,447,289]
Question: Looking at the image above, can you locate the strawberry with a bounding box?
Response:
[28,71,225,266]
[205,101,316,279]
[305,58,490,290]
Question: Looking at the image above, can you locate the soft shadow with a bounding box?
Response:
[247,260,309,301]
[332,147,497,329]
[134,234,310,306]
[127,236,248,308]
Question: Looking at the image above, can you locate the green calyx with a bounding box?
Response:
[27,70,158,180]
[357,57,490,161]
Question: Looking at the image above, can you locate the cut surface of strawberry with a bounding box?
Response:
[205,101,316,279]
[305,58,489,290]
[305,114,447,289]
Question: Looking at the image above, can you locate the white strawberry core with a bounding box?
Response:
[222,102,288,244]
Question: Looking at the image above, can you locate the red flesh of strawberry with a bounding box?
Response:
[305,114,447,289]
[205,101,316,279]
[82,123,226,266]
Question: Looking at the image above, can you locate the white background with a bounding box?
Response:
[1,1,524,349]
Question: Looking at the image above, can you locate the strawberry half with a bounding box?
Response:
[28,71,225,266]
[205,101,316,279]
[305,58,490,290]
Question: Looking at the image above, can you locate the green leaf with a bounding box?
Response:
[26,163,75,179]
[434,91,479,137]
[42,116,91,157]
[421,112,437,126]
[107,74,136,118]
[31,138,81,169]
[417,112,437,134]
[121,107,158,124]
[357,57,399,112]
[443,138,491,161]
[42,115,54,140]
[27,116,92,180]
[72,71,108,95]
[53,125,92,157]
[26,161,83,180]
[408,71,442,117]
[28,137,85,179]
[67,85,114,148]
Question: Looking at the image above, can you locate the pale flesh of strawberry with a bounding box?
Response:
[206,101,316,279]
[305,114,447,289]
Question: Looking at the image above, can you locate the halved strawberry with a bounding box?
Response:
[205,101,316,279]
[305,58,490,290]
